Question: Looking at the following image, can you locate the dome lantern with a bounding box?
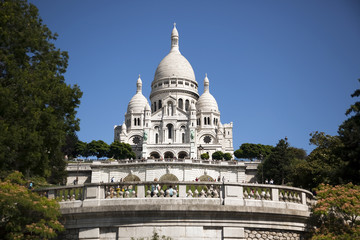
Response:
[136,74,142,93]
[171,23,179,52]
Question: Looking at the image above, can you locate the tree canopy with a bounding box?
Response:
[88,140,109,159]
[309,183,360,239]
[0,171,64,239]
[108,141,136,160]
[234,143,273,160]
[212,151,224,160]
[0,0,82,183]
[290,132,344,190]
[338,79,360,184]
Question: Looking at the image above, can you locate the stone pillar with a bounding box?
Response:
[48,189,55,199]
[79,228,99,240]
[302,192,306,205]
[137,184,145,198]
[223,227,245,240]
[272,188,279,201]
[179,184,186,198]
[224,185,244,206]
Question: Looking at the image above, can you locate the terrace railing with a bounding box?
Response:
[34,182,315,208]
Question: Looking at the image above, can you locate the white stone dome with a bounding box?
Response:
[196,74,219,112]
[127,93,149,113]
[127,76,150,113]
[153,24,196,83]
[154,51,196,82]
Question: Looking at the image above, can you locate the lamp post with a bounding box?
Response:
[198,145,204,159]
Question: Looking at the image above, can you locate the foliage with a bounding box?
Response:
[223,152,232,161]
[0,171,64,239]
[234,143,273,160]
[108,141,136,160]
[309,183,360,240]
[0,0,82,183]
[75,140,90,158]
[200,153,209,160]
[257,139,292,185]
[212,151,224,160]
[61,133,79,159]
[88,140,109,159]
[338,79,360,184]
[291,132,344,190]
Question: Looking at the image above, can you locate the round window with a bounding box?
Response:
[204,136,212,144]
[132,136,140,144]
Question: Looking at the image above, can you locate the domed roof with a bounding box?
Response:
[154,52,195,81]
[153,24,196,82]
[196,74,219,112]
[127,76,150,113]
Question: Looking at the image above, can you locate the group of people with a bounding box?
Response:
[111,177,124,183]
[265,179,274,184]
[150,178,176,197]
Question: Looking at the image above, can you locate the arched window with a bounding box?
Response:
[167,124,173,139]
[185,99,189,111]
[134,118,137,126]
[178,98,183,110]
[204,117,206,125]
[207,117,210,125]
[182,133,185,143]
[137,118,140,126]
[154,102,157,112]
[158,100,162,109]
[155,133,159,143]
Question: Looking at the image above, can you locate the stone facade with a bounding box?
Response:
[114,24,233,160]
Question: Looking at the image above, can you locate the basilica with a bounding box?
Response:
[114,24,233,160]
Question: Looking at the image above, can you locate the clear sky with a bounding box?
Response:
[30,0,360,154]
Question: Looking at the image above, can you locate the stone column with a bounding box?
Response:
[79,228,99,240]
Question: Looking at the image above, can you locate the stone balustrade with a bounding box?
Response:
[35,182,315,239]
[67,158,243,167]
[34,182,314,208]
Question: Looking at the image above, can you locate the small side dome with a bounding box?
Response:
[127,76,150,113]
[196,74,219,112]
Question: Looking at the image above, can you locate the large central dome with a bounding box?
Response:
[154,51,195,82]
[150,24,199,100]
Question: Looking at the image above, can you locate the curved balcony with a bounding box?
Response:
[35,182,314,239]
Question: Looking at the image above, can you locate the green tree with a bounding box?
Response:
[61,133,79,159]
[0,0,82,183]
[291,132,344,190]
[258,138,291,185]
[223,152,232,161]
[212,151,224,160]
[75,140,90,159]
[338,79,360,184]
[309,183,360,240]
[88,140,109,159]
[234,143,273,160]
[108,141,136,160]
[0,171,64,239]
[200,153,209,160]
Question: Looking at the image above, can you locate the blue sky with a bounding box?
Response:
[30,0,360,154]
